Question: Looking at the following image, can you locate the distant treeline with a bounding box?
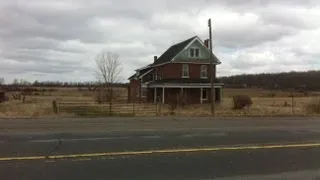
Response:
[31,81,128,88]
[219,70,320,91]
[5,80,128,88]
[0,81,129,93]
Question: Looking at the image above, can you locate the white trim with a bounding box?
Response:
[200,65,208,79]
[171,36,219,63]
[162,87,165,104]
[183,36,204,50]
[141,84,147,88]
[188,47,200,58]
[182,64,189,78]
[171,36,197,61]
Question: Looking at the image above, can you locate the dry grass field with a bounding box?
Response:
[0,87,319,118]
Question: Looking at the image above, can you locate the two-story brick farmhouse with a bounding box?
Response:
[128,36,223,104]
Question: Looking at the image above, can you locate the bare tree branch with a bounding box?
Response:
[95,51,122,84]
[94,51,123,104]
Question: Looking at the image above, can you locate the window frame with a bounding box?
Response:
[200,65,208,79]
[202,89,208,100]
[195,48,200,57]
[182,64,189,78]
[189,48,200,58]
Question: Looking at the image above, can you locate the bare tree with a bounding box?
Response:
[94,51,122,104]
[13,78,19,85]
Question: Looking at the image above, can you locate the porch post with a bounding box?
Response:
[154,87,157,103]
[162,87,165,104]
[200,87,203,104]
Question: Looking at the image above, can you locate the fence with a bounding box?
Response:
[56,100,158,117]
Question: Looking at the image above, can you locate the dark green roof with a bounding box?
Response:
[153,36,197,65]
[129,36,221,80]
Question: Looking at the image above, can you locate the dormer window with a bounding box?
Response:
[189,48,200,58]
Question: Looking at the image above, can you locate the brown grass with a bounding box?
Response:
[159,97,318,117]
[0,100,55,118]
[1,87,320,118]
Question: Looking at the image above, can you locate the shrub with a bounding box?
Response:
[233,95,252,110]
[305,98,320,114]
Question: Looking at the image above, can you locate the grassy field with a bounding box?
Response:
[0,87,319,118]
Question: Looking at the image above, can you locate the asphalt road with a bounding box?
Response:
[1,117,320,179]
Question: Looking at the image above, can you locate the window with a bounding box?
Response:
[189,48,194,57]
[202,89,208,100]
[182,64,189,78]
[195,49,199,57]
[141,88,147,97]
[189,48,200,58]
[200,65,207,78]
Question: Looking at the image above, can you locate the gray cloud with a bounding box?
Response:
[0,0,320,82]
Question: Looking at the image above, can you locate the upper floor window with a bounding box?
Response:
[200,65,207,78]
[182,64,189,78]
[189,48,200,58]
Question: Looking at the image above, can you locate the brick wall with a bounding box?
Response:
[156,63,215,79]
[128,79,140,102]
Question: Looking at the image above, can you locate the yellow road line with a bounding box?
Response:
[1,143,320,162]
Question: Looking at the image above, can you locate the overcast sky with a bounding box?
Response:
[1,0,320,83]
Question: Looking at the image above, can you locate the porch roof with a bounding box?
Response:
[144,82,224,88]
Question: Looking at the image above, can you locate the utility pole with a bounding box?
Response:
[208,18,215,116]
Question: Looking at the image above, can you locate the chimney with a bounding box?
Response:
[154,56,157,62]
[204,39,209,49]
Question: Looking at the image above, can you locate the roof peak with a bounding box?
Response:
[172,36,198,46]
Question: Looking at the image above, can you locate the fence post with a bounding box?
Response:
[52,100,58,114]
[109,100,112,116]
[291,94,294,115]
[57,100,60,115]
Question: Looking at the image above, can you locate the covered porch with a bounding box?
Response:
[144,83,224,104]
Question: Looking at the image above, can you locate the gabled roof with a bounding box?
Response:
[153,36,197,65]
[129,35,221,80]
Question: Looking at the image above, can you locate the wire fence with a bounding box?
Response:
[55,100,158,117]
